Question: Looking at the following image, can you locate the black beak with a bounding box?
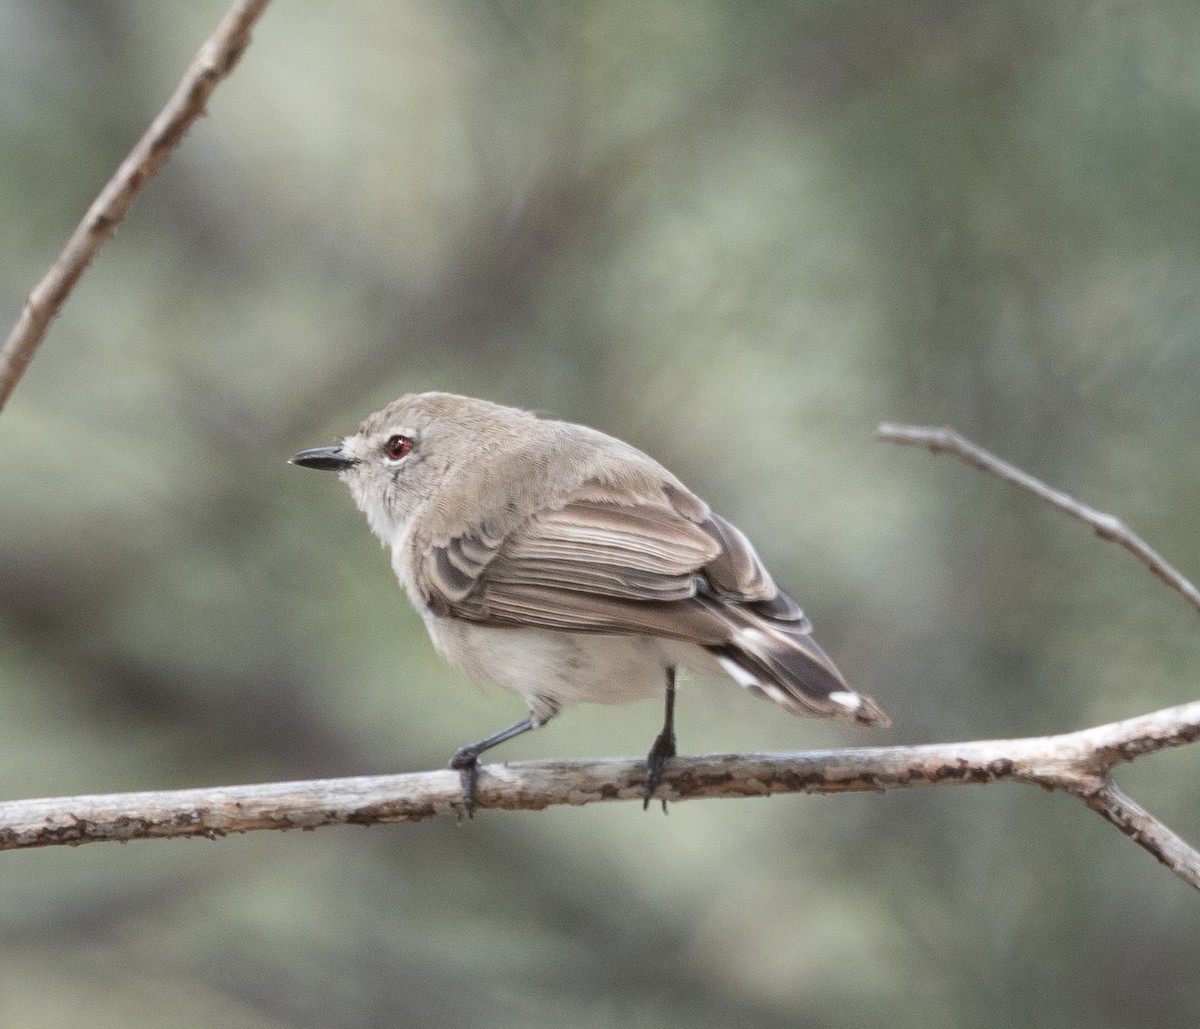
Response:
[290,446,357,471]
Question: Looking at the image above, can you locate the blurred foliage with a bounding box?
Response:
[3,0,1200,1026]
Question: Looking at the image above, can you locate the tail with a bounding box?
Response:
[706,595,890,727]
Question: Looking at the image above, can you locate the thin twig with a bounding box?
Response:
[876,423,1200,616]
[3,700,1199,889]
[876,422,1200,888]
[0,0,273,412]
[1077,779,1200,885]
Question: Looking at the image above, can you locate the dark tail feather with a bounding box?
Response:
[707,602,890,727]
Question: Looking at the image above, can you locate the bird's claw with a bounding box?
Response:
[643,729,676,813]
[448,751,481,819]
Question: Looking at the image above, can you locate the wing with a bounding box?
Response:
[418,480,890,727]
[419,479,777,637]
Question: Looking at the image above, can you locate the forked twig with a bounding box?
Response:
[2,700,1199,887]
[877,422,1200,888]
[0,0,273,412]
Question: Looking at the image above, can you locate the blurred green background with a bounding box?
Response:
[3,1,1200,1026]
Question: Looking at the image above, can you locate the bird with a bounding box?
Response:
[291,392,889,813]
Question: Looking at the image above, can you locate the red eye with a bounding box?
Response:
[385,434,412,460]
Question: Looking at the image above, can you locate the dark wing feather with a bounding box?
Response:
[428,521,508,603]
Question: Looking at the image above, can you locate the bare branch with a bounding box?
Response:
[873,422,1200,889]
[0,0,273,412]
[876,423,1200,616]
[3,700,1199,888]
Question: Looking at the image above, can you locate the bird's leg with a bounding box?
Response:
[448,716,538,817]
[643,667,678,812]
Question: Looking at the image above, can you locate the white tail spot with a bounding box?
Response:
[717,655,761,690]
[734,626,772,650]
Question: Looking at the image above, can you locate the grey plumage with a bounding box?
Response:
[292,392,889,808]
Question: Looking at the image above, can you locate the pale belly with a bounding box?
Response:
[422,613,721,724]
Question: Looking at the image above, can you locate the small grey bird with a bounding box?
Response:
[292,392,888,812]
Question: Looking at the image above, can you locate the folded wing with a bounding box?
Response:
[418,481,889,726]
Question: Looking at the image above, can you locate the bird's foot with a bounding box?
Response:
[643,728,677,813]
[448,749,481,819]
